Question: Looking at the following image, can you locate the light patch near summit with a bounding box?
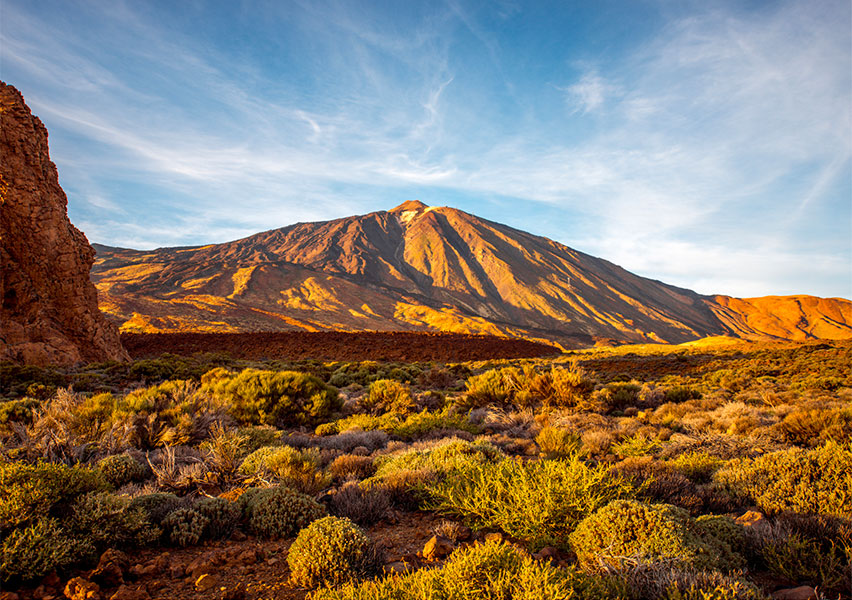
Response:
[398,206,436,225]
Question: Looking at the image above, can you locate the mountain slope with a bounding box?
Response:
[91,201,852,346]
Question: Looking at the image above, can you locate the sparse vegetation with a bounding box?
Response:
[1,339,850,597]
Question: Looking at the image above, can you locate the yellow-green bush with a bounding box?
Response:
[317,409,478,440]
[239,445,329,495]
[69,492,158,550]
[0,518,89,584]
[96,453,147,488]
[363,379,414,415]
[162,507,208,547]
[288,516,382,588]
[309,539,622,600]
[713,441,852,517]
[423,455,638,550]
[759,532,849,594]
[461,364,594,410]
[667,452,725,484]
[195,497,241,539]
[201,367,341,427]
[242,486,326,539]
[569,500,743,572]
[535,426,581,458]
[612,433,662,458]
[0,461,107,530]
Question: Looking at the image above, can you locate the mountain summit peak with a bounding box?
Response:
[390,200,429,213]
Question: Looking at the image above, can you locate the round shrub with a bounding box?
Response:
[162,508,209,547]
[714,441,852,518]
[287,516,382,588]
[96,454,147,488]
[569,500,740,571]
[195,497,240,539]
[695,514,748,560]
[129,492,182,522]
[201,368,341,427]
[328,454,376,482]
[536,426,581,458]
[0,461,108,530]
[239,445,328,495]
[244,486,325,539]
[363,379,414,415]
[69,492,158,550]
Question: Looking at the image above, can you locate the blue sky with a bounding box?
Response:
[2,0,850,298]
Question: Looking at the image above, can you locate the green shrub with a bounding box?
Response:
[535,426,581,458]
[372,439,501,484]
[665,386,702,403]
[461,365,594,410]
[423,455,638,550]
[162,507,209,547]
[760,533,849,594]
[195,497,241,539]
[363,379,414,415]
[392,409,479,439]
[201,368,341,427]
[288,516,382,588]
[238,425,282,452]
[239,445,329,495]
[695,514,748,561]
[569,500,743,572]
[129,492,182,522]
[96,453,147,488]
[319,408,478,440]
[0,397,41,425]
[244,486,326,539]
[667,452,725,484]
[309,540,622,600]
[714,441,852,517]
[0,519,90,584]
[0,461,108,530]
[68,492,158,549]
[613,434,662,458]
[463,367,516,407]
[599,382,641,412]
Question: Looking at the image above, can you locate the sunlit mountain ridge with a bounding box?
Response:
[91,201,852,347]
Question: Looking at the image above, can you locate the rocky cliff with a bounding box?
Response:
[0,82,128,365]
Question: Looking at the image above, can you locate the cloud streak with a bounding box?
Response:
[1,0,849,298]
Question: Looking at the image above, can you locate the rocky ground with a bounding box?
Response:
[120,331,560,362]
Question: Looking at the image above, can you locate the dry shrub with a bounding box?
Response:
[319,430,389,453]
[330,481,390,525]
[328,454,376,483]
[582,428,616,458]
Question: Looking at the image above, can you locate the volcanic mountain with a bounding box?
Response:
[90,201,852,347]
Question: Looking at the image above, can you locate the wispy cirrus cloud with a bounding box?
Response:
[1,0,849,297]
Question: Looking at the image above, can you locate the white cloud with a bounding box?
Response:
[562,72,613,114]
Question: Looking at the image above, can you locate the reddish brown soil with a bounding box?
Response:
[121,331,560,362]
[9,511,446,600]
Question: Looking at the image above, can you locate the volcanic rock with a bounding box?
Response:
[91,200,852,346]
[0,81,128,365]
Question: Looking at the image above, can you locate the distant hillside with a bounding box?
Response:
[90,201,852,347]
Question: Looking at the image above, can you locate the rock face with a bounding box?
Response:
[0,82,128,365]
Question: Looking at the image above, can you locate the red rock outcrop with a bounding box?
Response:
[0,81,128,365]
